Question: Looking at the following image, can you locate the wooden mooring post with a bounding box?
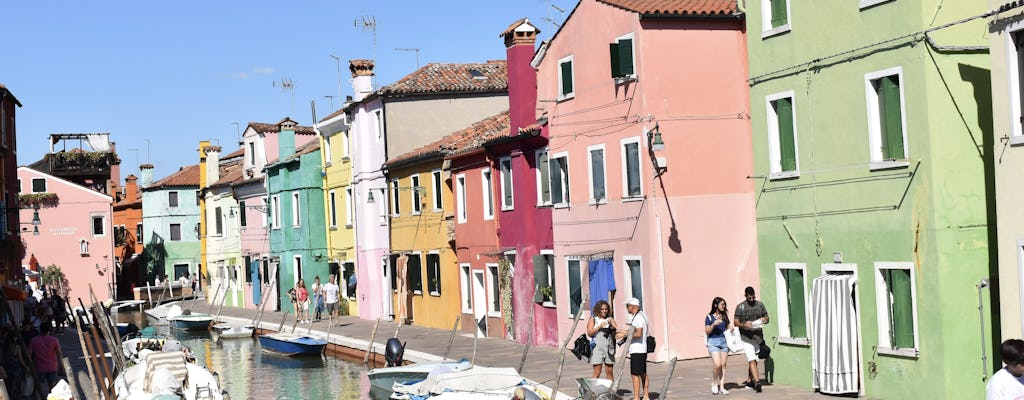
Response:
[443,314,461,360]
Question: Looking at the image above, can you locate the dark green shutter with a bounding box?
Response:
[409,255,422,292]
[569,262,582,315]
[770,0,788,28]
[551,158,564,205]
[609,43,621,78]
[389,254,399,290]
[618,38,634,76]
[538,152,551,203]
[560,61,573,95]
[785,269,806,338]
[626,143,641,196]
[886,269,915,348]
[879,76,904,160]
[775,98,797,171]
[533,254,549,302]
[501,160,512,207]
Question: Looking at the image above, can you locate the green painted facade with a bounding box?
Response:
[747,1,996,398]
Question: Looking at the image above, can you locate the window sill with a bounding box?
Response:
[859,0,894,9]
[329,226,338,231]
[457,219,467,225]
[869,160,910,171]
[1010,135,1024,147]
[429,291,441,297]
[344,224,353,229]
[557,93,575,102]
[778,337,810,346]
[878,347,919,359]
[622,196,645,203]
[411,212,422,216]
[769,171,800,181]
[413,290,422,295]
[483,215,495,220]
[487,311,501,318]
[536,203,553,208]
[501,206,514,212]
[292,225,302,229]
[761,24,791,39]
[462,309,473,314]
[553,203,570,209]
[541,301,557,308]
[324,161,332,168]
[433,208,444,213]
[341,156,351,162]
[588,199,608,206]
[614,75,637,85]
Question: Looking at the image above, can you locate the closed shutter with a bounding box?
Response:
[551,157,564,205]
[591,149,605,200]
[886,269,914,348]
[609,42,621,78]
[569,261,582,315]
[879,76,904,160]
[626,143,641,196]
[785,269,807,337]
[408,255,422,292]
[501,159,513,207]
[560,61,573,95]
[776,98,797,172]
[538,152,551,203]
[770,0,788,28]
[618,38,634,76]
[533,254,549,302]
[389,254,400,290]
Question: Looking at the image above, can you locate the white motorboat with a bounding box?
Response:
[211,323,253,339]
[113,350,224,400]
[367,359,472,393]
[389,366,549,400]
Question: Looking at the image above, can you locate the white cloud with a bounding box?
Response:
[252,67,275,75]
[225,72,250,79]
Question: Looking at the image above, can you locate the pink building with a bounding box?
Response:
[534,0,758,359]
[18,167,115,302]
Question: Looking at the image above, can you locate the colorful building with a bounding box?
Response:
[204,146,249,307]
[748,1,995,397]
[140,164,201,286]
[317,108,358,315]
[0,83,24,298]
[18,167,114,301]
[112,173,144,299]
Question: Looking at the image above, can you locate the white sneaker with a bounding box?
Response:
[711,384,719,395]
[719,386,730,395]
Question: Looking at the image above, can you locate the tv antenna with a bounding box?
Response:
[395,48,421,69]
[323,95,336,111]
[273,78,295,115]
[231,122,241,145]
[354,16,378,63]
[544,1,567,30]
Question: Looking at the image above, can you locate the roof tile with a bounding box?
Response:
[596,0,738,15]
[379,61,508,96]
[387,111,510,166]
[147,164,201,189]
[246,122,317,135]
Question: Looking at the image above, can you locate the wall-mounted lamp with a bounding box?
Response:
[12,204,42,235]
[833,251,843,263]
[648,124,665,152]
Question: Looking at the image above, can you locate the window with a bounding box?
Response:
[558,56,575,100]
[238,201,248,227]
[214,207,223,235]
[761,0,791,38]
[375,110,384,142]
[411,175,422,214]
[408,253,423,294]
[865,67,907,167]
[587,145,606,203]
[621,138,642,198]
[80,239,89,255]
[874,262,919,357]
[291,192,300,227]
[482,168,495,220]
[343,262,357,299]
[460,264,472,313]
[533,251,556,304]
[244,256,253,283]
[550,153,569,207]
[486,263,501,317]
[377,189,388,226]
[774,263,808,343]
[1009,28,1024,143]
[536,150,551,206]
[499,157,513,210]
[431,170,443,211]
[248,142,256,165]
[16,179,20,193]
[609,33,635,81]
[389,254,400,291]
[136,223,143,243]
[344,188,353,227]
[31,178,46,193]
[329,190,338,228]
[271,195,281,229]
[196,190,201,206]
[324,135,333,164]
[342,131,351,158]
[168,191,179,208]
[426,252,442,295]
[391,179,401,216]
[625,257,643,307]
[568,258,583,316]
[92,216,105,236]
[456,174,467,223]
[293,255,303,285]
[170,223,182,241]
[767,91,799,178]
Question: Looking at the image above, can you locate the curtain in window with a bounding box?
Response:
[588,258,616,311]
[811,274,859,394]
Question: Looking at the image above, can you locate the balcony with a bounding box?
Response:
[47,151,120,176]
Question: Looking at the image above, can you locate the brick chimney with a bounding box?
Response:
[500,18,539,135]
[124,175,138,201]
[350,59,375,102]
[139,164,154,188]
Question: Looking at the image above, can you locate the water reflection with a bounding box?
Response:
[116,311,382,399]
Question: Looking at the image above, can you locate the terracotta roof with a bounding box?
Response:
[596,0,738,15]
[246,121,317,135]
[265,141,321,170]
[146,164,201,189]
[319,108,346,123]
[210,159,244,188]
[223,147,244,160]
[499,18,531,37]
[379,61,508,96]
[387,111,510,168]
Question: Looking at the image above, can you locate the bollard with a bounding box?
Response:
[364,317,382,364]
[443,314,461,360]
[659,357,678,400]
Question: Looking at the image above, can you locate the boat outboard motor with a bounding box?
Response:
[385,338,406,367]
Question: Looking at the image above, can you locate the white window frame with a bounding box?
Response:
[485,263,501,317]
[291,192,301,227]
[376,188,388,226]
[460,264,473,314]
[344,187,353,228]
[549,152,570,208]
[587,144,607,204]
[391,179,401,217]
[169,223,182,241]
[873,261,920,358]
[261,196,269,227]
[1005,21,1024,145]
[324,135,333,164]
[431,169,444,211]
[620,136,644,200]
[455,174,467,224]
[31,178,46,193]
[760,0,792,38]
[481,168,495,220]
[293,255,303,285]
[624,256,643,304]
[535,149,551,207]
[774,262,809,345]
[557,55,575,101]
[271,195,281,229]
[539,249,556,307]
[567,257,584,318]
[766,90,800,179]
[410,175,422,215]
[136,222,143,243]
[498,156,514,211]
[864,66,909,169]
[427,251,441,296]
[328,190,338,228]
[91,214,106,237]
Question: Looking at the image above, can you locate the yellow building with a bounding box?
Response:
[317,110,358,316]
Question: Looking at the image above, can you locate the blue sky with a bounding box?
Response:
[3,1,571,180]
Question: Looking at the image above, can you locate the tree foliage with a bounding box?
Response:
[41,264,69,298]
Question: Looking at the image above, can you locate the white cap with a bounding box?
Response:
[625,297,641,307]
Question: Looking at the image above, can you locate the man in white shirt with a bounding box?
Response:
[988,339,1024,400]
[323,274,341,325]
[617,297,649,400]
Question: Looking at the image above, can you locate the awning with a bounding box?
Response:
[23,267,40,278]
[2,285,27,301]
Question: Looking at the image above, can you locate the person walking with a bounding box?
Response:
[988,339,1024,399]
[311,276,323,321]
[296,279,310,324]
[617,298,649,400]
[587,300,618,379]
[28,323,63,393]
[323,274,341,326]
[706,297,732,395]
[735,286,769,393]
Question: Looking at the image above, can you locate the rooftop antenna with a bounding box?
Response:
[354,15,378,86]
[273,78,295,116]
[323,95,336,111]
[144,139,151,163]
[544,1,566,30]
[231,122,241,145]
[395,48,421,69]
[329,54,342,107]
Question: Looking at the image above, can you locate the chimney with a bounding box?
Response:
[500,18,540,136]
[125,175,138,201]
[109,141,121,196]
[350,59,375,102]
[278,118,296,161]
[205,146,222,185]
[139,164,154,188]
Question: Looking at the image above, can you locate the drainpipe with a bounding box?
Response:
[977,279,989,382]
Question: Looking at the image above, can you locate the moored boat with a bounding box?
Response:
[257,332,327,356]
[367,359,472,393]
[113,348,224,400]
[389,366,550,399]
[211,323,253,339]
[168,314,213,331]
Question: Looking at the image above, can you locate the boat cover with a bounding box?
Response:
[392,366,526,397]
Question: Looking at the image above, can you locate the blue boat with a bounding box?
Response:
[167,314,213,330]
[258,333,327,356]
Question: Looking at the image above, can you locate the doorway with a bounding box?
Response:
[811,264,862,396]
[472,270,487,337]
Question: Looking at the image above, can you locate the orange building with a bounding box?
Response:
[113,174,143,299]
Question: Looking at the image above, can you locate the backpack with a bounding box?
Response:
[647,335,656,353]
[572,333,592,360]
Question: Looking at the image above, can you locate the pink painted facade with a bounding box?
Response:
[18,167,115,301]
[536,1,757,359]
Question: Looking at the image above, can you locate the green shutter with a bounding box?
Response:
[569,262,582,315]
[533,254,549,302]
[775,98,797,171]
[502,160,513,206]
[785,269,807,338]
[626,143,640,196]
[887,269,915,348]
[609,43,621,78]
[879,76,904,160]
[770,0,788,28]
[538,151,551,203]
[618,38,634,77]
[560,61,573,96]
[551,157,564,205]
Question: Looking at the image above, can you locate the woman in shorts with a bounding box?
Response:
[705,297,732,395]
[586,300,618,379]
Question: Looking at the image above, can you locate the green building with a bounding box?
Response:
[747,1,997,398]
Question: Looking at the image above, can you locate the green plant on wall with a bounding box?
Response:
[18,193,60,208]
[41,264,69,298]
[498,257,514,340]
[538,285,553,302]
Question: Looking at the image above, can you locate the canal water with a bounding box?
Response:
[116,310,388,400]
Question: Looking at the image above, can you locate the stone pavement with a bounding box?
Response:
[208,304,846,400]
